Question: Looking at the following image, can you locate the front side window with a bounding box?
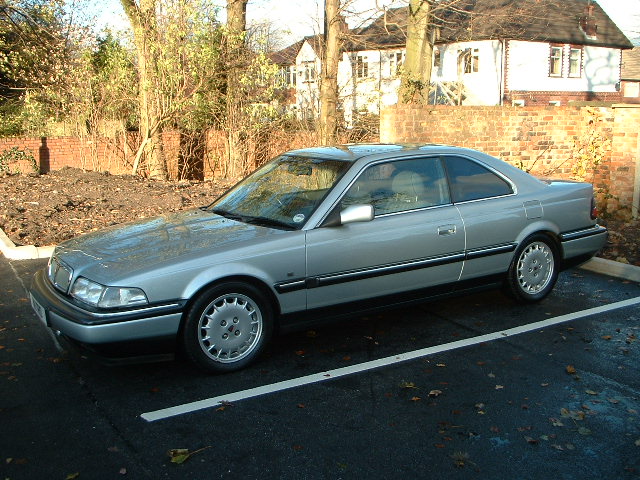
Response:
[443,156,513,203]
[342,157,450,216]
[459,48,479,74]
[302,62,316,83]
[569,47,583,77]
[209,156,351,230]
[355,55,369,78]
[433,48,442,69]
[389,51,404,77]
[549,45,563,77]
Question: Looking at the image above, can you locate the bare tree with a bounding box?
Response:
[121,0,168,179]
[398,0,432,104]
[225,0,248,178]
[319,0,343,145]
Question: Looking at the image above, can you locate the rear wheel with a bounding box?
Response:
[505,234,558,303]
[182,282,273,373]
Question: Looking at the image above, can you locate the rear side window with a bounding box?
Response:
[443,156,513,203]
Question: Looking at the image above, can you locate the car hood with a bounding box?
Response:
[55,208,284,278]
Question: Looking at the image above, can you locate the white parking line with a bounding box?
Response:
[141,296,640,422]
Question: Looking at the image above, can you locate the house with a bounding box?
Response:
[621,47,640,103]
[270,0,633,124]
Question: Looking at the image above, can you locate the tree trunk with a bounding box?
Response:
[121,0,168,179]
[319,0,342,146]
[398,0,433,105]
[225,0,248,178]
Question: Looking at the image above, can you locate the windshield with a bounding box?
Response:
[207,155,351,230]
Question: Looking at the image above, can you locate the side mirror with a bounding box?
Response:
[340,204,374,225]
[321,204,374,227]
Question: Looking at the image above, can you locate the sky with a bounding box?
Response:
[92,0,640,47]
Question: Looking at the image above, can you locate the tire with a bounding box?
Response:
[182,282,273,373]
[505,234,558,303]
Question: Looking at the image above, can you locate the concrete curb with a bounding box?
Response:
[0,228,55,260]
[1,226,639,283]
[578,256,640,283]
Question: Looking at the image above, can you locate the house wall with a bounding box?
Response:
[507,41,622,96]
[295,42,321,118]
[380,104,640,217]
[338,49,403,125]
[433,40,504,105]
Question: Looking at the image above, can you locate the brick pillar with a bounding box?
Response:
[610,105,640,218]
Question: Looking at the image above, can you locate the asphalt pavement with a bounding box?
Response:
[1,256,639,480]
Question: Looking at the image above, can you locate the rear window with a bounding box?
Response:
[443,156,513,203]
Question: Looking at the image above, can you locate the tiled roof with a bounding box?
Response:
[622,48,640,80]
[436,0,633,49]
[271,0,632,64]
[269,39,304,65]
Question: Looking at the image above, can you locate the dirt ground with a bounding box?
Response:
[0,167,638,266]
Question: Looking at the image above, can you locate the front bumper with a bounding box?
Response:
[30,270,184,344]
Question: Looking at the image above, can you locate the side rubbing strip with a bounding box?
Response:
[274,242,520,294]
[465,243,517,260]
[560,225,607,242]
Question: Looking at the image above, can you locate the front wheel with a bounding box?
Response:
[182,282,273,373]
[505,235,558,303]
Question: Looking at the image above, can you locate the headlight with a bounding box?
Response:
[70,277,148,308]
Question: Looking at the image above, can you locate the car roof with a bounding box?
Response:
[284,144,449,162]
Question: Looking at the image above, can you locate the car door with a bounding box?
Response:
[304,156,465,310]
[442,154,527,283]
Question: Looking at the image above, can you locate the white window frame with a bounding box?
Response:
[355,55,369,79]
[569,47,583,78]
[549,45,564,77]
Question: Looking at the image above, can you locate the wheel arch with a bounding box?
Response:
[514,223,562,258]
[178,275,282,333]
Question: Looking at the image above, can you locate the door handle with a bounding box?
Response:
[438,225,456,236]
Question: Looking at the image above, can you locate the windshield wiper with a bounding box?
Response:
[243,216,296,230]
[209,208,246,222]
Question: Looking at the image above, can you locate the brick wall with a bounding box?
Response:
[0,136,131,175]
[0,129,322,181]
[380,104,640,217]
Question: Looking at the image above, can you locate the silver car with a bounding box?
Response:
[30,144,607,372]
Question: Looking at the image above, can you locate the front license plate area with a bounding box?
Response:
[30,294,47,325]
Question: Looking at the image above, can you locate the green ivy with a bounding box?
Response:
[0,147,39,175]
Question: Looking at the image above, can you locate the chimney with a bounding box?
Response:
[579,2,598,39]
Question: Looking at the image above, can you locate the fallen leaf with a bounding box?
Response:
[400,381,418,389]
[578,427,592,436]
[602,335,612,340]
[297,403,305,409]
[168,449,191,464]
[428,390,442,398]
[119,468,127,475]
[566,365,577,374]
[436,363,446,367]
[410,396,421,402]
[488,372,496,378]
[495,385,504,390]
[524,436,538,445]
[295,350,305,356]
[635,439,640,447]
[585,390,598,395]
[168,446,211,464]
[434,444,446,449]
[550,418,564,427]
[66,474,80,480]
